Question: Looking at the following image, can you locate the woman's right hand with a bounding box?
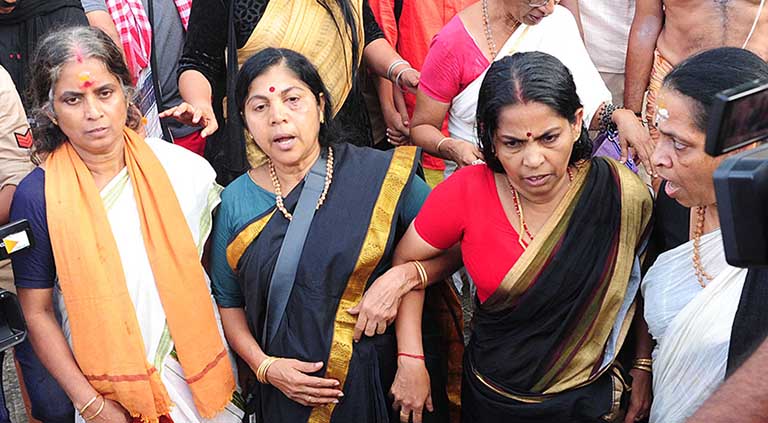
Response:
[159,102,219,138]
[265,359,344,407]
[390,356,433,423]
[91,398,130,422]
[442,138,484,167]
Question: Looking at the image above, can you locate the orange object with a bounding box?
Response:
[44,128,234,422]
[369,0,471,170]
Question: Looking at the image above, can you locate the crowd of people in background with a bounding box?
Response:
[0,0,767,422]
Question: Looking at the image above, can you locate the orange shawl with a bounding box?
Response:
[44,129,234,422]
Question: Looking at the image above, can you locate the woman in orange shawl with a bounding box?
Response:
[10,27,240,423]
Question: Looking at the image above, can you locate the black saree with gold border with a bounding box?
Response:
[224,143,447,423]
[462,158,653,423]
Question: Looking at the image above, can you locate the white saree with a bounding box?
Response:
[642,229,747,423]
[446,5,611,175]
[55,138,244,423]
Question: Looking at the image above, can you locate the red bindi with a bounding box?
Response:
[269,86,275,92]
[526,132,533,138]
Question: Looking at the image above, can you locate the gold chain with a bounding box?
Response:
[692,205,714,288]
[268,146,334,221]
[508,167,574,249]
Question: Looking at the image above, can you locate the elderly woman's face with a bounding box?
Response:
[51,57,128,155]
[242,64,325,168]
[493,101,582,202]
[652,88,723,208]
[512,0,556,26]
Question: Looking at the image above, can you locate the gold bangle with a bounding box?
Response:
[84,396,105,421]
[632,365,652,374]
[257,356,280,384]
[78,394,100,416]
[436,137,451,153]
[632,358,653,366]
[411,260,428,290]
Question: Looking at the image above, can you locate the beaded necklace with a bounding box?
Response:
[481,0,520,59]
[692,205,715,288]
[268,146,334,221]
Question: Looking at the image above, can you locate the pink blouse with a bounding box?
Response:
[419,15,490,104]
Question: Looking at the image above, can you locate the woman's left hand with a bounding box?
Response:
[348,264,415,341]
[613,109,656,177]
[391,356,433,423]
[624,368,652,423]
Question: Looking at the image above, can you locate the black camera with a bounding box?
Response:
[0,220,32,352]
[708,79,768,267]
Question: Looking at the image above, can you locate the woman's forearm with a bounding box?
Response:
[410,122,449,158]
[395,290,425,354]
[410,91,454,159]
[18,290,100,411]
[375,77,397,116]
[219,307,268,370]
[178,70,214,107]
[633,298,654,359]
[395,244,463,293]
[363,38,406,79]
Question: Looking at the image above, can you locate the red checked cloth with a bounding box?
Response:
[105,0,192,83]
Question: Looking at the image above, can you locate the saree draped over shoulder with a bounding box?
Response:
[463,158,652,422]
[225,144,420,423]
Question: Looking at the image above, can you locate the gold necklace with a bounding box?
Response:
[481,0,520,59]
[692,205,714,288]
[508,167,574,249]
[268,146,334,221]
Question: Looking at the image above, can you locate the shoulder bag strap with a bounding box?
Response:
[263,153,328,348]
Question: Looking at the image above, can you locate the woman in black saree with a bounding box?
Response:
[209,47,458,423]
[377,52,655,422]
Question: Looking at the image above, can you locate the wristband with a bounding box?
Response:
[397,352,425,360]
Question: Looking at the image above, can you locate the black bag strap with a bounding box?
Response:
[147,0,173,142]
[262,153,328,348]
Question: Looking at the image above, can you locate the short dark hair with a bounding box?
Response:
[662,47,768,132]
[476,51,592,173]
[235,48,343,148]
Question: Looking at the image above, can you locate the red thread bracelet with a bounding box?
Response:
[397,352,425,360]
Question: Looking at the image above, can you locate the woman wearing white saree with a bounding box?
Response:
[642,47,768,423]
[410,0,652,176]
[10,27,243,423]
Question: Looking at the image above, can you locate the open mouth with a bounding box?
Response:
[664,180,681,198]
[272,134,296,150]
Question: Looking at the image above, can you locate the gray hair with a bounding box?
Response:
[28,26,141,163]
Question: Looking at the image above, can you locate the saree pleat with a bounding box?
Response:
[464,158,652,421]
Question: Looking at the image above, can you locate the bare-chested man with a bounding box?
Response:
[624,0,767,174]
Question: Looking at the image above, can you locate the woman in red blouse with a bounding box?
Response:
[369,52,655,422]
